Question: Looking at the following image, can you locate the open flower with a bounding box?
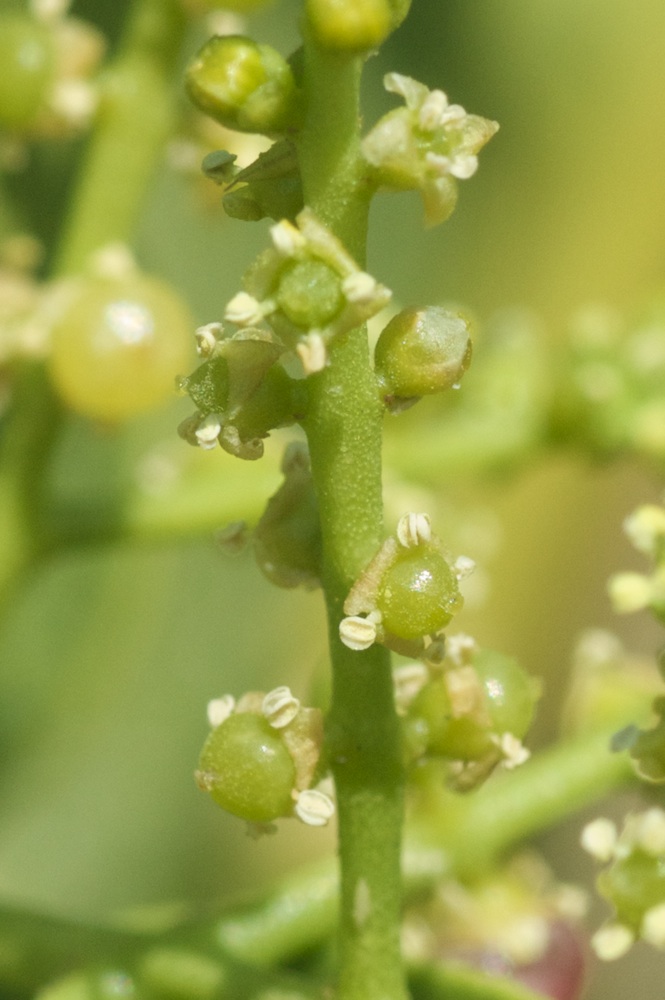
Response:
[362,73,498,226]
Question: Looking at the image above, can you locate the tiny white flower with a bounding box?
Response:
[49,79,98,128]
[195,413,222,450]
[418,89,449,131]
[493,732,530,769]
[224,292,265,327]
[262,686,300,729]
[591,923,634,961]
[195,322,223,357]
[296,332,327,375]
[425,151,452,176]
[341,271,378,304]
[454,555,476,580]
[444,633,478,667]
[642,903,665,948]
[294,788,335,827]
[633,808,665,856]
[31,0,70,21]
[207,694,235,728]
[396,511,432,548]
[449,154,479,180]
[580,817,618,862]
[339,615,377,651]
[270,219,307,257]
[624,505,665,557]
[393,662,430,714]
[608,572,653,613]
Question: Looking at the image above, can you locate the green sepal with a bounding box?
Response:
[232,363,305,440]
[201,149,238,185]
[221,140,304,222]
[179,356,230,414]
[253,443,322,589]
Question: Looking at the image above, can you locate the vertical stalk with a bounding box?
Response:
[54,0,186,275]
[297,39,408,1000]
[0,0,188,607]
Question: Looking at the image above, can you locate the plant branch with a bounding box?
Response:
[295,37,408,1000]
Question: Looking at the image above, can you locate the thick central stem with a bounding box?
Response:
[297,41,408,1000]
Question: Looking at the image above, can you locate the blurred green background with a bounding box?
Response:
[3,1,665,996]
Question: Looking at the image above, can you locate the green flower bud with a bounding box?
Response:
[374,306,472,404]
[186,36,299,135]
[197,712,296,823]
[377,548,461,641]
[305,0,393,53]
[0,14,54,131]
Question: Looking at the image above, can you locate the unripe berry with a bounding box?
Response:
[197,712,296,823]
[276,259,343,329]
[377,548,461,640]
[186,36,299,135]
[0,14,53,131]
[374,306,472,402]
[305,0,393,53]
[49,273,194,423]
[410,649,537,761]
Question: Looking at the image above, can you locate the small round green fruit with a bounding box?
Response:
[49,274,193,423]
[198,712,296,823]
[374,306,472,400]
[276,260,343,329]
[377,548,461,640]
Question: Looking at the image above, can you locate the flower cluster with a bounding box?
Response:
[609,501,665,619]
[339,511,466,657]
[395,633,538,788]
[362,73,498,227]
[235,208,391,372]
[583,809,665,960]
[0,0,105,147]
[196,684,334,831]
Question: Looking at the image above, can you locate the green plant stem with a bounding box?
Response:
[189,726,634,966]
[409,962,545,1000]
[0,0,190,618]
[0,726,636,992]
[438,727,634,879]
[296,40,408,1000]
[54,0,186,276]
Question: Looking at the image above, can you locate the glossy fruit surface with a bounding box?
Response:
[49,274,193,422]
[198,712,296,823]
[377,548,460,640]
[411,650,536,760]
[0,14,53,130]
[374,306,472,399]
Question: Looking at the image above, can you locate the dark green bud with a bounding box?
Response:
[374,306,472,406]
[186,35,300,135]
